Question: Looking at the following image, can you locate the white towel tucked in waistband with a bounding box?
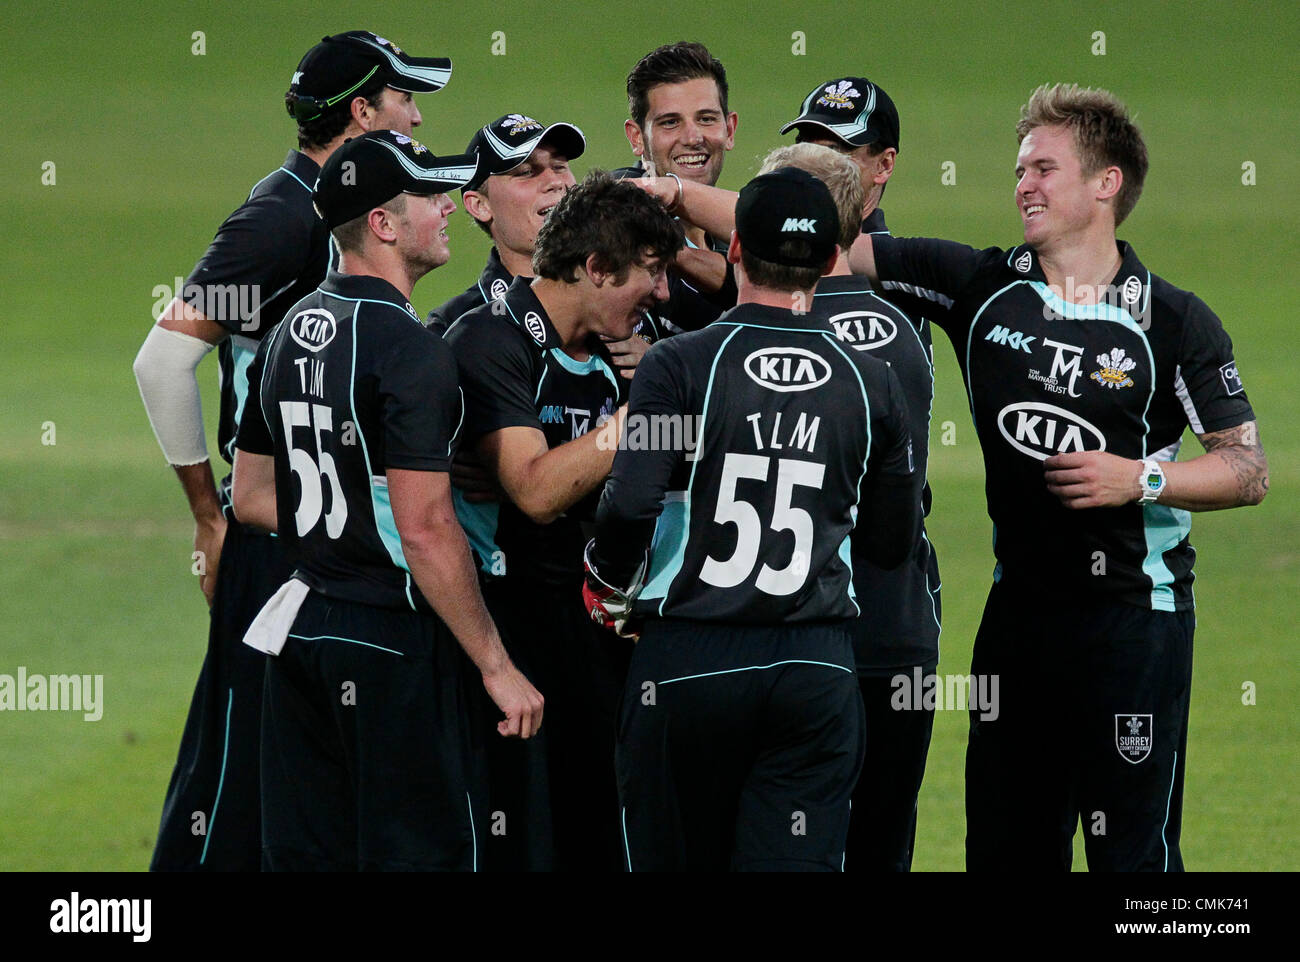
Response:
[242,578,310,656]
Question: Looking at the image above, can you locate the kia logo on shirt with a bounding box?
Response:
[289,309,337,352]
[524,311,547,345]
[996,401,1106,460]
[828,310,897,351]
[744,347,832,392]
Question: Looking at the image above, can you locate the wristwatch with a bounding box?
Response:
[1137,459,1166,504]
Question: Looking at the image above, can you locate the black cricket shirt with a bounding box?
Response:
[591,302,923,625]
[873,236,1255,611]
[813,275,940,670]
[444,276,628,587]
[236,271,463,613]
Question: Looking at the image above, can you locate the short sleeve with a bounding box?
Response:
[378,328,463,471]
[873,236,1001,335]
[1175,295,1256,434]
[445,315,542,444]
[184,194,313,337]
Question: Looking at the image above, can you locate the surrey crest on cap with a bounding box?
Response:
[780,76,900,150]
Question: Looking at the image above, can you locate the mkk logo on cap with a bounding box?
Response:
[735,167,839,268]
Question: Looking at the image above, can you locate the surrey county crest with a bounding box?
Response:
[816,80,861,109]
[392,132,428,154]
[371,35,403,55]
[1091,347,1136,389]
[505,114,543,135]
[1115,714,1153,763]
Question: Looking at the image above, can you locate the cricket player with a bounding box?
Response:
[133,30,451,871]
[637,79,940,868]
[585,167,924,871]
[849,84,1269,870]
[443,171,682,870]
[777,78,940,871]
[431,119,669,870]
[232,130,542,871]
[620,41,739,332]
[736,142,936,872]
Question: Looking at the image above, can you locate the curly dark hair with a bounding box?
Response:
[532,170,684,283]
[626,41,729,130]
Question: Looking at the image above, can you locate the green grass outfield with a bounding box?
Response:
[1,0,1295,871]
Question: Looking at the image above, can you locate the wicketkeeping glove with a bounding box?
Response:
[582,539,647,640]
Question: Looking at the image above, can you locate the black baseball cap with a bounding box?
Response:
[780,77,900,150]
[463,114,586,191]
[735,167,839,268]
[313,130,477,229]
[287,31,452,123]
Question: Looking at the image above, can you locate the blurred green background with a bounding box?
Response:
[1,0,1295,870]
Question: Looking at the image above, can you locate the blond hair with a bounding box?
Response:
[758,143,864,251]
[1017,83,1148,226]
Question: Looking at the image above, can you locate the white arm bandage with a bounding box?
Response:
[133,324,218,466]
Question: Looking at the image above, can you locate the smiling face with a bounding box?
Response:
[591,252,671,340]
[466,142,575,259]
[1015,124,1112,253]
[626,77,737,185]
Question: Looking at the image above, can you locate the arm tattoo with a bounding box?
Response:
[1198,421,1269,505]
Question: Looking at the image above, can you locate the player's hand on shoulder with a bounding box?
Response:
[481,661,544,739]
[194,513,228,605]
[1043,451,1141,509]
